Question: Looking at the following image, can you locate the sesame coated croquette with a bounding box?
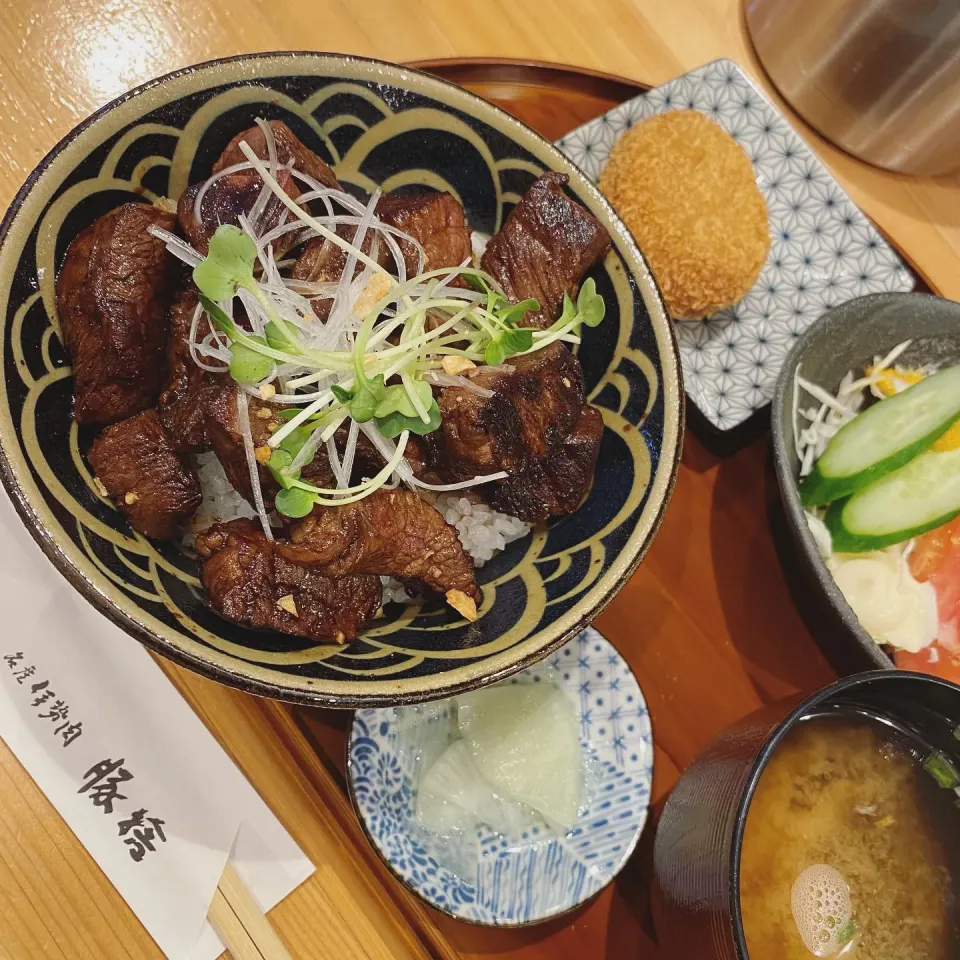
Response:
[598,110,770,319]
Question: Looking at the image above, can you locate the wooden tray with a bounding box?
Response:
[286,57,863,960]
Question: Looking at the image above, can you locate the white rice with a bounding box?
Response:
[186,455,530,606]
[184,452,258,549]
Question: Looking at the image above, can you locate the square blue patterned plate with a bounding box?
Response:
[557,58,914,431]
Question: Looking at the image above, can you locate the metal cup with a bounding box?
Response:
[745,0,960,176]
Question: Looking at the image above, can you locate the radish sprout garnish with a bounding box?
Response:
[160,123,606,519]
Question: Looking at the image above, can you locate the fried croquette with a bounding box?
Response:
[598,110,770,319]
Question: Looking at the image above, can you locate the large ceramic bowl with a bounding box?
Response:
[771,291,960,671]
[0,52,682,707]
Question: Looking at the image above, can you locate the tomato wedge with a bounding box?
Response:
[894,645,960,684]
[898,517,960,681]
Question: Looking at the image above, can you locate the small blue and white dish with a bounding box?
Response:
[346,626,653,925]
[557,58,914,432]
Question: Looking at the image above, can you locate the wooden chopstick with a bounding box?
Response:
[208,863,295,960]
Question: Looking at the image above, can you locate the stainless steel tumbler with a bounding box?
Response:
[745,0,960,177]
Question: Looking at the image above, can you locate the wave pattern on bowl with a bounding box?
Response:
[0,54,680,704]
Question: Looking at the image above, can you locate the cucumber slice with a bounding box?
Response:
[826,446,960,552]
[800,363,960,506]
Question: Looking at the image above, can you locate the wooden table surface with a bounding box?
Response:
[0,3,957,959]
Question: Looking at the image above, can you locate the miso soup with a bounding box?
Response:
[739,715,959,959]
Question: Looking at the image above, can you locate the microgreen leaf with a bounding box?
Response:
[350,375,385,423]
[497,298,540,328]
[265,320,299,353]
[487,328,533,364]
[193,224,257,301]
[484,339,507,367]
[374,381,433,420]
[275,487,315,518]
[558,292,576,327]
[483,316,535,366]
[229,339,273,384]
[331,384,354,405]
[377,398,441,438]
[462,273,489,294]
[266,448,298,489]
[198,294,237,337]
[577,277,605,327]
[279,425,316,457]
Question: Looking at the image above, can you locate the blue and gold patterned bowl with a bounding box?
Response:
[0,53,682,707]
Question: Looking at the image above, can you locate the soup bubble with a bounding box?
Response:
[790,864,856,957]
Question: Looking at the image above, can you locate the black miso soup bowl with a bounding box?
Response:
[0,52,682,707]
[652,670,960,959]
[771,292,960,672]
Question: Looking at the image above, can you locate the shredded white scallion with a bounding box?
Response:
[168,121,601,519]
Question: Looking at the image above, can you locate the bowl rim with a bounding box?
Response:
[0,50,684,707]
[343,626,655,926]
[725,668,960,958]
[767,291,954,672]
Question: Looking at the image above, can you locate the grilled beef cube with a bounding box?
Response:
[88,409,201,539]
[436,342,584,479]
[196,519,381,643]
[403,434,446,486]
[204,385,335,509]
[56,203,176,425]
[157,286,225,453]
[291,190,471,318]
[481,172,611,329]
[276,489,481,604]
[291,224,381,322]
[485,404,603,522]
[177,167,299,257]
[376,191,472,277]
[291,224,361,286]
[214,120,339,190]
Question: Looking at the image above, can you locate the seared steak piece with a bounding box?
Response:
[88,409,201,539]
[196,519,381,643]
[204,385,336,509]
[485,404,603,522]
[291,190,471,316]
[177,167,299,257]
[157,286,225,453]
[436,342,584,479]
[292,225,382,323]
[481,172,610,329]
[376,191,472,277]
[276,489,481,605]
[57,203,176,425]
[291,224,361,287]
[214,120,339,190]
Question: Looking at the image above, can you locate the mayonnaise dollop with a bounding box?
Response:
[828,548,937,653]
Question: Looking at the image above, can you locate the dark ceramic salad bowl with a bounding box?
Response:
[771,291,960,672]
[0,52,682,707]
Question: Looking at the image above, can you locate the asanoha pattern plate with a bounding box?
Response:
[0,53,682,706]
[347,626,652,925]
[558,58,914,431]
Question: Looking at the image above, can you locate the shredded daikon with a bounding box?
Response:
[236,390,273,541]
[792,342,913,478]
